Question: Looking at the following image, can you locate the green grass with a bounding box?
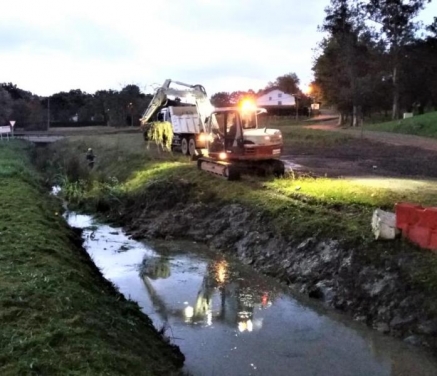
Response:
[0,141,183,375]
[275,125,353,148]
[258,117,307,128]
[44,133,437,297]
[365,111,437,138]
[46,132,437,239]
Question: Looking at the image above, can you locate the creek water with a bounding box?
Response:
[66,212,437,376]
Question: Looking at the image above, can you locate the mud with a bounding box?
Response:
[283,129,437,178]
[118,198,437,353]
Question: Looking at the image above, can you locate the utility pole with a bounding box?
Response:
[295,95,299,121]
[47,96,50,131]
[129,102,133,126]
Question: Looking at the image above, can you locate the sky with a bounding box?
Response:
[0,0,436,97]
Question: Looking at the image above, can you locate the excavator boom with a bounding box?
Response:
[140,79,211,125]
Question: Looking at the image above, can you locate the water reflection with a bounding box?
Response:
[65,213,437,376]
[141,256,171,280]
[141,256,279,333]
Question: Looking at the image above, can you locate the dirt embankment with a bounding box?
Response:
[108,179,437,352]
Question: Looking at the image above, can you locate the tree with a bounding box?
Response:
[316,0,371,125]
[26,99,44,128]
[0,88,12,125]
[211,92,231,107]
[211,91,256,107]
[48,89,91,122]
[398,34,437,112]
[428,16,437,35]
[10,99,31,125]
[92,90,111,123]
[364,0,431,119]
[267,73,300,95]
[1,83,33,101]
[120,84,145,126]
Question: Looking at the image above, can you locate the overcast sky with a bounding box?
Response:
[0,0,436,97]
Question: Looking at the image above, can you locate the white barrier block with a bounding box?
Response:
[372,209,400,240]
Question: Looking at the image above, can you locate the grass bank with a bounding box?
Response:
[0,142,184,375]
[39,130,437,351]
[365,111,437,138]
[45,133,368,241]
[44,131,437,290]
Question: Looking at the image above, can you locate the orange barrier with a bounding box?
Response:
[395,203,437,250]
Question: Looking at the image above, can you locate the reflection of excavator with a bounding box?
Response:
[140,257,275,332]
[140,79,285,180]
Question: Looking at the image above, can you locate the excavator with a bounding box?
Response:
[140,79,213,156]
[140,256,275,331]
[140,79,285,180]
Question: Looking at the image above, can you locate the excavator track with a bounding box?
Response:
[197,157,285,181]
[197,157,241,181]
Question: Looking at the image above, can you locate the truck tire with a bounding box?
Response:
[188,137,196,156]
[181,137,189,155]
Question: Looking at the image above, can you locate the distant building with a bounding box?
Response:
[256,88,296,107]
[256,88,297,116]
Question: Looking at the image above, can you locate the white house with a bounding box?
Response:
[256,88,296,107]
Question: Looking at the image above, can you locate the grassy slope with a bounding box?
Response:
[0,142,182,375]
[48,129,437,237]
[46,129,437,295]
[365,111,437,138]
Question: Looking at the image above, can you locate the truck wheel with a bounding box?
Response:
[188,137,196,156]
[181,137,189,155]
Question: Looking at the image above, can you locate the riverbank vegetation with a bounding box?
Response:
[45,130,437,263]
[39,129,437,349]
[0,142,184,375]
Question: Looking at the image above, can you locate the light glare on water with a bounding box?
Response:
[66,212,437,376]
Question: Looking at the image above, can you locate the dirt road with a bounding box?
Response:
[306,123,437,152]
[282,122,437,179]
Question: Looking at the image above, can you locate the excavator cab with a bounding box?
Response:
[198,105,285,180]
[208,111,243,153]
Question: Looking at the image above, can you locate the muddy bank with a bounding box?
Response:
[110,181,437,352]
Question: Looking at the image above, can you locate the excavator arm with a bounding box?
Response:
[140,79,212,125]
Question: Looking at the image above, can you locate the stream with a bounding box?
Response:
[66,211,437,376]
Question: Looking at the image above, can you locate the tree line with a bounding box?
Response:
[0,83,153,130]
[313,0,437,126]
[0,73,311,130]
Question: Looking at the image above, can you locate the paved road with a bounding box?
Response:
[14,135,65,143]
[305,123,437,152]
